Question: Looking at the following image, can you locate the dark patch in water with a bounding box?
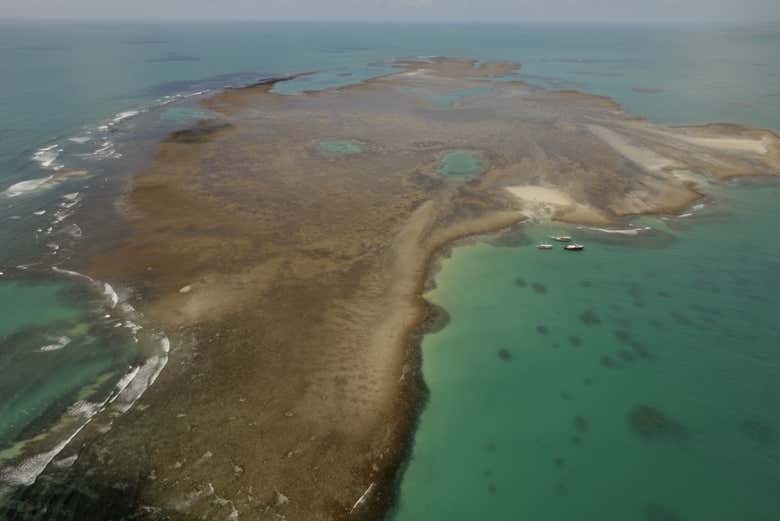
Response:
[657,290,671,298]
[483,468,492,477]
[424,303,450,334]
[561,391,572,401]
[669,311,694,327]
[614,330,631,344]
[631,341,653,360]
[583,377,592,386]
[740,418,774,446]
[168,119,233,144]
[488,482,497,495]
[531,282,547,294]
[514,277,527,288]
[627,282,645,307]
[580,280,592,288]
[536,325,549,335]
[484,441,497,453]
[554,482,568,496]
[690,304,723,317]
[649,319,663,329]
[554,457,566,469]
[568,335,582,347]
[497,348,512,361]
[571,435,583,446]
[579,309,601,325]
[600,355,616,368]
[489,226,530,248]
[644,503,682,521]
[618,349,635,362]
[552,342,560,349]
[574,415,589,433]
[629,405,688,441]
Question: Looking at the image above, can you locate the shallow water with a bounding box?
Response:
[0,277,139,461]
[390,184,780,520]
[438,150,484,177]
[320,139,364,155]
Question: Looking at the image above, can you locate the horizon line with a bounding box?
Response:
[1,17,780,25]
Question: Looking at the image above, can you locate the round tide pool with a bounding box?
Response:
[319,139,363,155]
[438,150,484,178]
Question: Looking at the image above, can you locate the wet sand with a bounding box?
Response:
[7,58,780,521]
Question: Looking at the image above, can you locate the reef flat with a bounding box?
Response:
[7,58,779,521]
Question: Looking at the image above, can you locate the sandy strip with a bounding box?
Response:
[588,124,678,172]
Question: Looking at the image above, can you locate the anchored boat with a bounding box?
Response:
[564,244,585,251]
[551,235,572,242]
[537,244,554,250]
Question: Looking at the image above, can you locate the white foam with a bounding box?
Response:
[111,348,168,414]
[32,144,62,169]
[68,400,104,419]
[51,454,78,469]
[39,335,71,352]
[111,110,140,125]
[52,266,92,281]
[33,210,46,216]
[103,283,119,308]
[0,424,87,486]
[124,321,143,335]
[3,176,54,198]
[52,209,73,224]
[585,226,651,236]
[693,203,705,210]
[678,212,693,218]
[62,192,80,201]
[59,223,83,239]
[68,136,91,144]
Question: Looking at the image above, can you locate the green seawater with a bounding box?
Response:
[320,139,363,155]
[391,184,780,520]
[0,279,138,455]
[438,150,484,177]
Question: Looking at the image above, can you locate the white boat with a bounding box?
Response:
[551,235,572,242]
[564,244,585,251]
[537,244,554,250]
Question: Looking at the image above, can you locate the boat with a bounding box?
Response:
[564,244,585,251]
[537,244,554,250]
[551,235,572,242]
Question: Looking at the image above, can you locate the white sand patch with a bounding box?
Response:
[589,125,677,172]
[505,185,606,223]
[505,185,574,206]
[653,130,770,155]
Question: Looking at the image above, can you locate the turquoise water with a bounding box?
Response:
[320,139,364,155]
[0,279,139,457]
[392,184,780,520]
[438,150,484,177]
[0,21,779,513]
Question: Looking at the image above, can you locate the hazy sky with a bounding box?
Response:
[2,0,779,23]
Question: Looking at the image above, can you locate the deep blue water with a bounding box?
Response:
[0,21,778,511]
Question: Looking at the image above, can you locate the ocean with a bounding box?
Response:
[0,21,779,518]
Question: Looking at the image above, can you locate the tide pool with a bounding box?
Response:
[438,150,484,177]
[320,139,364,155]
[391,183,780,521]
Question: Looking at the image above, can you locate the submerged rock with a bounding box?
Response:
[628,405,688,441]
